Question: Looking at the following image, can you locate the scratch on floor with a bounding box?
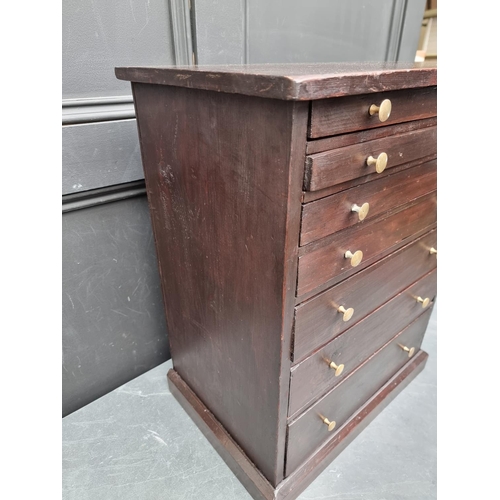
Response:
[147,429,168,446]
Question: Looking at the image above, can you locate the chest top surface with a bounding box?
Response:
[115,62,437,101]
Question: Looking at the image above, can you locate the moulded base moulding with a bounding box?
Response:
[167,349,428,500]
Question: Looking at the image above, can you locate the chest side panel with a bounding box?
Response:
[132,83,307,485]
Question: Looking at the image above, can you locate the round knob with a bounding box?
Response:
[398,344,415,358]
[322,417,336,432]
[369,99,392,122]
[337,305,354,322]
[416,296,431,308]
[328,361,345,377]
[366,152,388,173]
[344,250,363,267]
[351,202,370,221]
[429,247,437,255]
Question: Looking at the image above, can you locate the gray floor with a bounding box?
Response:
[62,307,436,500]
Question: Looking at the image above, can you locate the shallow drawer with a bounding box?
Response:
[285,309,431,476]
[296,192,436,297]
[289,269,436,417]
[304,126,436,192]
[293,229,437,363]
[300,160,436,245]
[308,86,437,139]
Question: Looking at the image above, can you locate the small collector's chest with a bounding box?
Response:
[116,63,437,500]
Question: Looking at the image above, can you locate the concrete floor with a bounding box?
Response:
[62,307,436,500]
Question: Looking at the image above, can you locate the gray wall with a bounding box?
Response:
[191,0,426,64]
[62,196,169,415]
[62,0,426,417]
[62,0,177,99]
[62,0,180,416]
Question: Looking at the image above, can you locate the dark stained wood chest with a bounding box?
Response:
[116,62,437,500]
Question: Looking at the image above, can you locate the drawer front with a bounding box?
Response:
[308,86,437,139]
[306,117,437,156]
[286,309,432,475]
[305,126,437,192]
[297,192,437,297]
[300,160,437,246]
[293,230,437,363]
[294,229,437,363]
[289,269,436,417]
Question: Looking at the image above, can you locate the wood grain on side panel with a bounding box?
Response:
[132,83,307,486]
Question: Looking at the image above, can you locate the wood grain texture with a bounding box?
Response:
[300,160,437,245]
[293,229,437,363]
[275,101,310,481]
[116,62,436,101]
[297,192,437,297]
[305,126,437,192]
[289,271,436,417]
[276,350,428,498]
[305,117,437,154]
[301,154,437,204]
[309,86,437,138]
[286,311,431,475]
[132,82,308,486]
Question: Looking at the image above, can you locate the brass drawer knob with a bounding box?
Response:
[337,305,354,322]
[429,247,437,255]
[345,250,363,267]
[328,361,345,377]
[416,296,431,308]
[351,202,370,221]
[321,416,337,432]
[398,343,415,358]
[369,99,392,122]
[366,152,388,173]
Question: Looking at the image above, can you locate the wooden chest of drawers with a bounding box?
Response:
[116,63,437,500]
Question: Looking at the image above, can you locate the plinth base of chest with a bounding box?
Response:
[167,349,428,500]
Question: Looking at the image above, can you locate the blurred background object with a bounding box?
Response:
[416,0,437,61]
